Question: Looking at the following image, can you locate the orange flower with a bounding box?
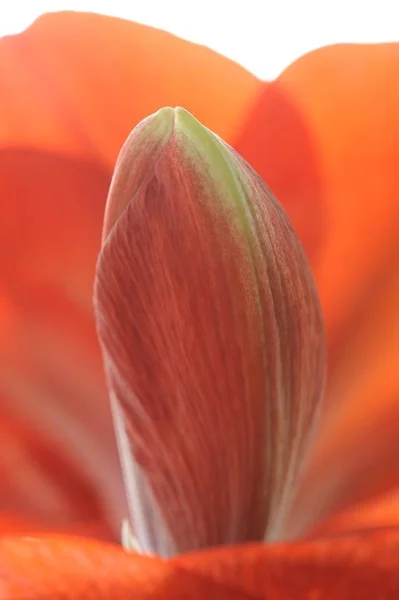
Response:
[0,10,398,598]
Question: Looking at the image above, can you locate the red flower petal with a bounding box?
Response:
[0,414,109,538]
[175,529,399,599]
[0,151,124,536]
[0,535,167,599]
[0,11,259,164]
[260,44,399,536]
[1,530,398,599]
[233,82,324,260]
[313,490,399,536]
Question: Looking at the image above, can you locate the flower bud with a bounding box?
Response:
[94,107,325,557]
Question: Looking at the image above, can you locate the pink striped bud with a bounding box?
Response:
[94,107,325,557]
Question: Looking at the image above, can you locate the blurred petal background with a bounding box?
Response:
[0,0,398,544]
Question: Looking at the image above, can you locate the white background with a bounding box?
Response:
[0,0,397,78]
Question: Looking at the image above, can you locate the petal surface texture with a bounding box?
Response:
[0,531,398,598]
[94,107,325,555]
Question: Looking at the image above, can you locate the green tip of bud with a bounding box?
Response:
[102,106,175,242]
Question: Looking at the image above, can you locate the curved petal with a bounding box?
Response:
[288,353,399,537]
[1,531,398,598]
[175,529,399,599]
[0,11,260,165]
[0,150,126,536]
[0,414,113,538]
[0,535,249,599]
[175,529,399,598]
[0,535,167,598]
[233,82,324,260]
[234,44,399,534]
[313,490,399,536]
[275,44,399,355]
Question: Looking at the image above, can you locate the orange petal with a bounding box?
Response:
[303,252,399,517]
[287,354,399,537]
[275,44,399,352]
[1,531,398,599]
[0,515,38,535]
[257,44,399,535]
[0,415,113,539]
[175,529,399,599]
[0,11,260,165]
[0,151,125,536]
[233,81,324,260]
[0,535,251,599]
[0,535,168,599]
[313,490,399,536]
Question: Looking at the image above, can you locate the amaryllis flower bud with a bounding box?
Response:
[94,107,325,557]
